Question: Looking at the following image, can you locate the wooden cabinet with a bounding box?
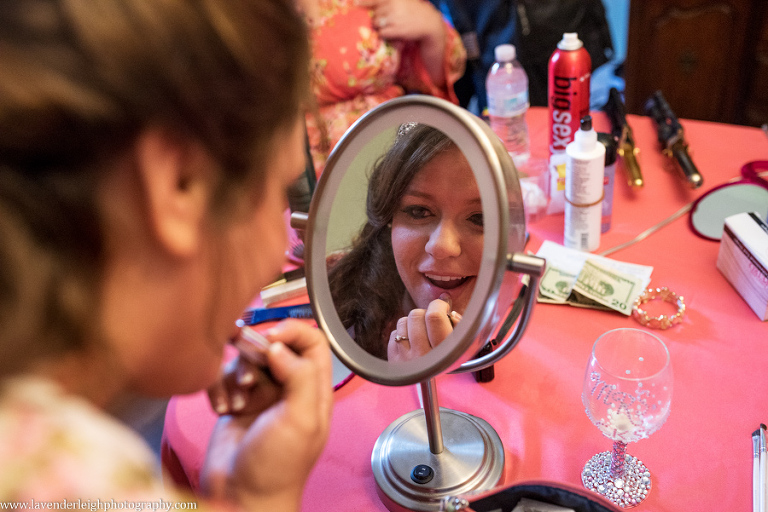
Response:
[745,9,768,126]
[624,0,768,126]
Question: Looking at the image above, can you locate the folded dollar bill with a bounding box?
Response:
[535,241,653,315]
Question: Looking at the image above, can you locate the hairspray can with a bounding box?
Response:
[548,33,591,156]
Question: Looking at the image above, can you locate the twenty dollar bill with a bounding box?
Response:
[572,259,643,315]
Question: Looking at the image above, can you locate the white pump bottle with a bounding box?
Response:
[564,115,605,252]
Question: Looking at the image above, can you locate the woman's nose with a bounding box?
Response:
[425,221,461,259]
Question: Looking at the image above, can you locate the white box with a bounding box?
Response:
[260,277,307,306]
[716,212,768,321]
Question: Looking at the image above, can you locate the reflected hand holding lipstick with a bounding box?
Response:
[388,294,460,362]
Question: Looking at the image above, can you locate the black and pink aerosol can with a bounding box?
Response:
[548,33,591,156]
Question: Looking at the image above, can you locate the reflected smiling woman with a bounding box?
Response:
[329,124,482,361]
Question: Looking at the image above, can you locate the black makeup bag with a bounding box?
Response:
[466,480,624,512]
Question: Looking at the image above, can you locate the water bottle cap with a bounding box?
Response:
[558,33,584,51]
[494,44,516,62]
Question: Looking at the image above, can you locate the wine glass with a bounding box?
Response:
[581,328,672,508]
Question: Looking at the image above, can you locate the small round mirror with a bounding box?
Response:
[300,95,526,386]
[690,183,768,240]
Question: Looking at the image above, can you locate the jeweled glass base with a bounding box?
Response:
[581,451,651,508]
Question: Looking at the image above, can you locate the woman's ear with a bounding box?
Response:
[133,129,216,258]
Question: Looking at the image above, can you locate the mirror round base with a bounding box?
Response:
[372,407,504,511]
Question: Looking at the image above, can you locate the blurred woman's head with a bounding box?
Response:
[0,0,310,395]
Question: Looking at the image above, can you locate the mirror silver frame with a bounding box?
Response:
[300,95,525,386]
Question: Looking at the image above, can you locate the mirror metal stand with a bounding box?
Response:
[371,378,504,512]
[422,380,444,454]
[295,96,548,511]
[453,253,546,374]
[371,253,545,511]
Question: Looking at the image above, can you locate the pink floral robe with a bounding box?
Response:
[304,0,466,175]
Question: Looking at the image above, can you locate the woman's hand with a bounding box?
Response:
[388,295,462,362]
[201,320,332,512]
[359,0,442,42]
[358,0,447,86]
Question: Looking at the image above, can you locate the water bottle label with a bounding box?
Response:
[487,90,529,117]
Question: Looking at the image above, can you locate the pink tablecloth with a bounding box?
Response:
[162,107,768,511]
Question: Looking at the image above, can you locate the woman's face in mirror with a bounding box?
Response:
[391,146,482,315]
[327,124,483,362]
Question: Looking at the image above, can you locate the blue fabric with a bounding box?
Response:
[429,0,516,113]
[430,0,613,109]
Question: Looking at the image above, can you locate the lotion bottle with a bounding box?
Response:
[564,115,605,252]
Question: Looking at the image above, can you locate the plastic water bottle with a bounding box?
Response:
[486,44,530,166]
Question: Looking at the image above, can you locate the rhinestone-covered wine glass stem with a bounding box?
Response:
[610,441,627,478]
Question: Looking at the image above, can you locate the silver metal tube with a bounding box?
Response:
[507,252,546,277]
[289,211,308,230]
[421,379,444,454]
[453,253,546,373]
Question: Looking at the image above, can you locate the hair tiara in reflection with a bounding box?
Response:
[396,122,418,141]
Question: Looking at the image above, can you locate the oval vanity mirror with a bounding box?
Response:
[292,95,546,511]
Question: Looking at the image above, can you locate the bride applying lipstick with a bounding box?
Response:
[328,123,482,361]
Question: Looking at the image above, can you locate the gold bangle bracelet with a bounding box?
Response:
[632,287,685,330]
